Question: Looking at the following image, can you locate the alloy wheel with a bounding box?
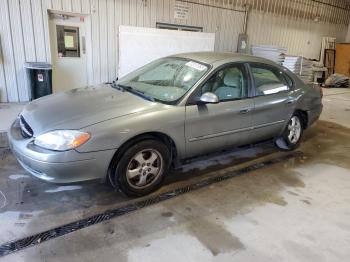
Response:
[126,149,163,189]
[287,116,302,144]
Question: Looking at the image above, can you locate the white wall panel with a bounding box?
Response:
[0,0,15,102]
[107,0,116,82]
[31,0,47,62]
[91,0,101,84]
[8,0,28,102]
[51,0,62,11]
[0,0,349,102]
[118,26,215,77]
[346,23,350,42]
[21,0,37,62]
[247,10,348,59]
[99,0,108,83]
[62,0,72,12]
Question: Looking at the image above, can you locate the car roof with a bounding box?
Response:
[170,51,279,67]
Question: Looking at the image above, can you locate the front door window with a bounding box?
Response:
[201,65,248,102]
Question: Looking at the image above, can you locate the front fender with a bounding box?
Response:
[76,106,186,160]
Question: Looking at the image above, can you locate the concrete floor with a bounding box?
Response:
[0,88,350,261]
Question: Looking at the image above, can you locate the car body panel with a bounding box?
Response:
[8,118,115,182]
[21,84,158,135]
[8,52,323,184]
[185,98,254,157]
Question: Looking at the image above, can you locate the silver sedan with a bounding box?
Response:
[8,52,323,196]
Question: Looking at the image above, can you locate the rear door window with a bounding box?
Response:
[250,64,290,96]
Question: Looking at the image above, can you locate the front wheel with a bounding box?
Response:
[275,114,303,151]
[111,139,170,197]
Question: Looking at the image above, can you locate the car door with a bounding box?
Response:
[185,63,254,158]
[248,63,295,143]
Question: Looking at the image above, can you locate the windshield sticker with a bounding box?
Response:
[185,61,207,71]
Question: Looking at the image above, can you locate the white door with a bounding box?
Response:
[49,14,88,92]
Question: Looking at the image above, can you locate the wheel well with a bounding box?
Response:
[295,110,308,129]
[107,132,177,181]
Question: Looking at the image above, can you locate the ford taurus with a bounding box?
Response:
[8,52,323,196]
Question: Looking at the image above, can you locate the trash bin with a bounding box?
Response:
[24,62,52,100]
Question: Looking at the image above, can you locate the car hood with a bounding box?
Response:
[21,84,160,135]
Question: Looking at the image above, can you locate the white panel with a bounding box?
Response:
[107,0,116,81]
[149,0,158,27]
[62,0,72,12]
[143,0,151,27]
[129,0,137,26]
[91,0,101,84]
[136,0,144,27]
[99,0,108,82]
[0,1,16,102]
[122,0,130,25]
[72,0,82,13]
[84,16,94,86]
[0,38,8,102]
[20,0,36,62]
[81,0,91,14]
[42,0,52,64]
[346,23,350,42]
[8,0,28,102]
[118,26,215,77]
[31,0,47,62]
[163,0,170,22]
[247,10,348,60]
[52,0,62,10]
[115,0,122,77]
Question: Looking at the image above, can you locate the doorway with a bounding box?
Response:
[48,12,89,92]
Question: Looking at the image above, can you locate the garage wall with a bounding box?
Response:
[346,23,350,42]
[0,0,349,102]
[248,10,347,59]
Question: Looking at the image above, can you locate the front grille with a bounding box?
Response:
[19,115,33,138]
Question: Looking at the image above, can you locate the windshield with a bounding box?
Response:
[117,57,209,104]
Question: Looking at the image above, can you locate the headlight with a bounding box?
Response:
[34,130,90,151]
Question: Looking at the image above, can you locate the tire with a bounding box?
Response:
[111,139,170,197]
[275,113,303,151]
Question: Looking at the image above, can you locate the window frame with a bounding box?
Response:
[186,62,253,105]
[247,62,294,97]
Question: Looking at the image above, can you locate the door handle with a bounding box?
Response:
[239,108,250,114]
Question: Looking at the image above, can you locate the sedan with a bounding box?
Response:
[8,52,323,196]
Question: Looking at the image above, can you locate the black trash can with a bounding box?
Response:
[24,62,52,100]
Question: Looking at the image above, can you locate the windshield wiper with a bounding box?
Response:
[117,84,155,102]
[109,81,124,91]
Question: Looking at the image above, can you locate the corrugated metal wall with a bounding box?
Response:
[346,23,350,42]
[0,0,349,102]
[247,10,347,59]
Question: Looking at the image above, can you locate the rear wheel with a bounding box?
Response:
[275,114,303,151]
[111,139,170,197]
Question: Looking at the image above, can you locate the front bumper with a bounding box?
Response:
[8,119,116,183]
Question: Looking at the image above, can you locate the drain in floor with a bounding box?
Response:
[0,151,302,257]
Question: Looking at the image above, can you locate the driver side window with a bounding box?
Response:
[201,65,248,102]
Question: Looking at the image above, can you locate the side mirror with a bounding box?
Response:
[198,92,219,104]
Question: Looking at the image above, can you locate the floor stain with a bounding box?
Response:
[1,120,350,258]
[287,191,299,196]
[188,218,245,256]
[301,199,311,205]
[161,212,173,218]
